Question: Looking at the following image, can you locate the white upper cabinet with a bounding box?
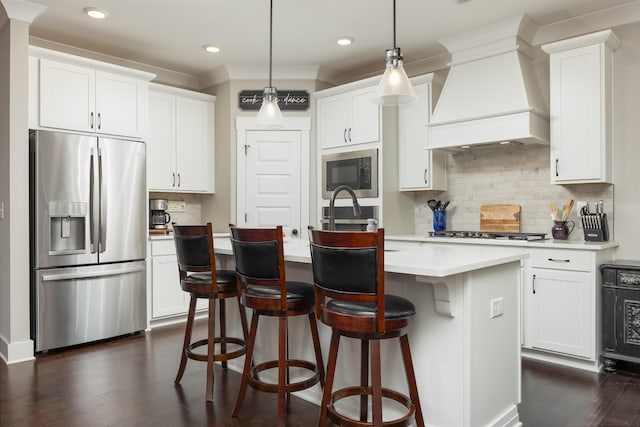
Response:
[543,30,620,184]
[34,53,152,139]
[147,84,215,193]
[317,85,380,150]
[398,74,447,191]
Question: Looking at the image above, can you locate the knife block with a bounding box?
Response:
[582,213,609,242]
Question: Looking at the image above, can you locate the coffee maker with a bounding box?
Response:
[149,198,171,230]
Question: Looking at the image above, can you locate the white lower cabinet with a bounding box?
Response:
[150,239,205,322]
[522,247,614,371]
[527,267,592,358]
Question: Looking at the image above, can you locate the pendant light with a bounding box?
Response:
[255,0,285,128]
[372,0,417,106]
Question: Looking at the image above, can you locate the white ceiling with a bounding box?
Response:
[24,0,637,82]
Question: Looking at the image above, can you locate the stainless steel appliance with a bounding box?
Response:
[29,130,147,352]
[149,198,171,229]
[322,149,378,199]
[428,230,547,241]
[321,206,378,231]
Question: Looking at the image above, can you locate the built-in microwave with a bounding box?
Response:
[321,149,378,199]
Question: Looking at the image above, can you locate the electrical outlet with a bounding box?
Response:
[576,201,587,217]
[167,200,186,212]
[490,297,504,318]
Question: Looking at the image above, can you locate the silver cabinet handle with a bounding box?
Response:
[548,258,570,263]
[97,113,102,130]
[177,173,181,187]
[343,128,347,143]
[555,158,559,177]
[348,128,352,142]
[424,169,429,184]
[90,112,94,129]
[172,173,176,187]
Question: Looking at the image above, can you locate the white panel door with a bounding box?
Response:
[244,130,301,232]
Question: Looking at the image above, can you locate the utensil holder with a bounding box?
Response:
[582,213,609,242]
[433,210,446,231]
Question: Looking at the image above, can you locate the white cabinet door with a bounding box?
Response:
[95,71,146,138]
[175,97,212,192]
[349,87,380,145]
[527,268,592,359]
[147,92,177,191]
[544,30,618,184]
[38,59,146,138]
[398,80,446,191]
[317,95,348,149]
[151,254,187,318]
[39,59,95,133]
[318,87,380,150]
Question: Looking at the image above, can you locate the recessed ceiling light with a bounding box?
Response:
[337,37,353,46]
[83,7,108,19]
[203,44,220,53]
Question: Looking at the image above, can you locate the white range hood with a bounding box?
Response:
[429,15,549,150]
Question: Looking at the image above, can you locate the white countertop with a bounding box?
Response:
[213,237,526,278]
[386,234,619,251]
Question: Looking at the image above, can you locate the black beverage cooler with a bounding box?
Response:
[601,261,640,371]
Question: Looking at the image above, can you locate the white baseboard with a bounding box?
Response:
[489,405,522,427]
[0,335,35,364]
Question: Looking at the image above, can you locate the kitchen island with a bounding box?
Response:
[213,237,527,427]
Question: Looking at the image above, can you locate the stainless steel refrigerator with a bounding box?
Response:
[29,129,147,352]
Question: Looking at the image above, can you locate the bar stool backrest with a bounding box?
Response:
[229,225,287,307]
[173,223,217,288]
[308,228,385,333]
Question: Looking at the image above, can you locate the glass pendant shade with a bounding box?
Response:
[373,47,417,106]
[256,87,285,129]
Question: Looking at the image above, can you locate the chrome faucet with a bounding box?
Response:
[328,185,362,231]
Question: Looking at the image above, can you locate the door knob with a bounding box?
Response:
[291,228,298,236]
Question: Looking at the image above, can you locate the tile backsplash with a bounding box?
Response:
[413,144,613,241]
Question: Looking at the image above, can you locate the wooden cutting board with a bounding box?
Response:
[480,204,521,233]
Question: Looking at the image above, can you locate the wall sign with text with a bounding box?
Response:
[238,90,310,111]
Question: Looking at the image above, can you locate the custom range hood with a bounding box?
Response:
[428,15,549,150]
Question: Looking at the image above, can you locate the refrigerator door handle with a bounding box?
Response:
[40,264,146,281]
[99,146,107,253]
[89,149,99,254]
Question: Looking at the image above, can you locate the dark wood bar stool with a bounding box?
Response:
[308,227,424,427]
[229,225,324,427]
[173,223,249,402]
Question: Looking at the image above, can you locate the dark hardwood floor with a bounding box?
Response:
[2,320,640,426]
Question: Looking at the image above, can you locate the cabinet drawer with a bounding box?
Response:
[529,249,592,272]
[150,239,176,256]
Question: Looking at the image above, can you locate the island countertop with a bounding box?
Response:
[213,237,527,278]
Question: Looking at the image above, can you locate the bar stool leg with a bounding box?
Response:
[319,331,340,427]
[400,334,424,427]
[371,339,383,427]
[237,294,250,341]
[232,312,259,417]
[219,299,227,369]
[175,296,198,384]
[205,297,217,402]
[360,339,370,422]
[308,313,325,387]
[277,315,287,427]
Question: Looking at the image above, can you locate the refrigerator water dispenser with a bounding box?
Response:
[49,201,87,254]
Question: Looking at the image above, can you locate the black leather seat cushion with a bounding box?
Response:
[183,269,237,295]
[327,294,415,319]
[246,281,314,301]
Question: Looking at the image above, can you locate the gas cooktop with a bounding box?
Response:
[428,230,547,241]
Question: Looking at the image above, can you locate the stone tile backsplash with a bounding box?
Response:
[413,144,613,241]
